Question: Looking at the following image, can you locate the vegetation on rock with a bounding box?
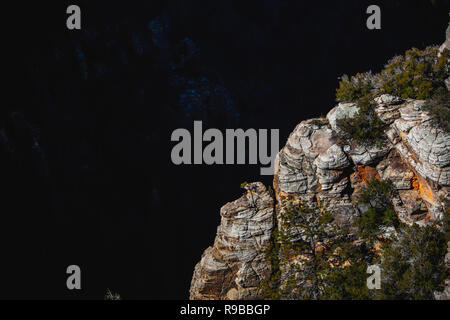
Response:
[259,186,282,300]
[336,46,449,134]
[355,179,399,241]
[260,178,448,300]
[377,47,448,100]
[378,224,447,299]
[336,47,449,103]
[260,45,449,300]
[335,72,375,103]
[422,87,450,132]
[336,96,387,145]
[261,201,373,300]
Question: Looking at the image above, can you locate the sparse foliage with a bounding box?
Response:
[336,96,387,145]
[261,201,371,300]
[105,289,121,300]
[379,224,447,299]
[422,87,450,132]
[355,179,399,241]
[336,47,449,103]
[336,72,376,103]
[335,46,449,139]
[376,47,448,100]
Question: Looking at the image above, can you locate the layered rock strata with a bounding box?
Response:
[190,183,274,300]
[190,94,449,299]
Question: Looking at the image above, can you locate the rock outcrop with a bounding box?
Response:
[190,27,450,300]
[275,95,448,224]
[190,93,449,300]
[190,183,274,300]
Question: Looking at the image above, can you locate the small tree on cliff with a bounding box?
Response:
[276,201,372,300]
[354,178,399,243]
[336,96,388,146]
[422,87,450,133]
[378,224,447,299]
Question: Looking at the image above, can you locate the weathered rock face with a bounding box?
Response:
[189,182,274,300]
[190,93,449,300]
[274,95,449,226]
[191,29,450,299]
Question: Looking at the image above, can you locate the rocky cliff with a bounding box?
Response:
[190,94,449,300]
[189,182,274,299]
[190,27,450,300]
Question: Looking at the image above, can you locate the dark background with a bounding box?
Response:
[2,1,449,299]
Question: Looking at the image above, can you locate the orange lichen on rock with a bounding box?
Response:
[357,165,380,183]
[277,191,298,202]
[410,170,436,205]
[412,175,420,190]
[351,165,380,195]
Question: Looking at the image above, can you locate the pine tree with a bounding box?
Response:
[275,201,371,300]
[379,224,447,299]
[355,178,399,243]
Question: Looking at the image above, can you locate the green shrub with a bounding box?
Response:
[355,179,399,240]
[357,178,394,208]
[336,96,387,145]
[379,224,447,299]
[335,47,449,144]
[336,72,376,103]
[377,47,449,100]
[336,46,449,102]
[322,248,372,300]
[422,87,450,132]
[261,201,373,300]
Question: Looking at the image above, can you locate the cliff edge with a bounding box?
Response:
[190,25,450,300]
